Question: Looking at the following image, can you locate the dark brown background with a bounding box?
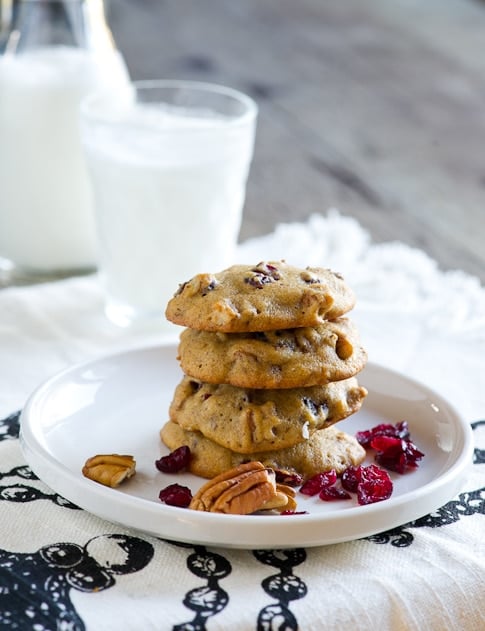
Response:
[109,0,485,283]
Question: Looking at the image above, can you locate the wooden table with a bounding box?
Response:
[111,0,485,283]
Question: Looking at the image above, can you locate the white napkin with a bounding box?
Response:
[0,211,483,631]
[239,210,485,421]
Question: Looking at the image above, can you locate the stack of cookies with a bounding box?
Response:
[161,261,367,480]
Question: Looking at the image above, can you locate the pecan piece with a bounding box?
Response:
[82,454,136,488]
[300,269,322,284]
[175,273,218,298]
[260,483,298,512]
[190,461,287,515]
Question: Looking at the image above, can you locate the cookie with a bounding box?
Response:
[177,318,367,389]
[165,261,355,332]
[169,376,368,453]
[160,421,366,480]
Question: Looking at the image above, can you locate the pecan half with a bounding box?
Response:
[189,461,296,515]
[82,454,136,488]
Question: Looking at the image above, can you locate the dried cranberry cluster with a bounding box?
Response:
[299,464,393,506]
[356,420,425,474]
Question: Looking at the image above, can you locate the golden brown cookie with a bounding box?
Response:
[169,375,367,453]
[177,318,367,389]
[165,261,355,332]
[160,421,366,480]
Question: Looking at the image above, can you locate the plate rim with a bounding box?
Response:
[19,343,475,548]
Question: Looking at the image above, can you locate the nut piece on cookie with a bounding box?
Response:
[166,261,355,332]
[189,461,295,514]
[82,454,136,488]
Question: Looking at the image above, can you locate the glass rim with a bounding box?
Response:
[80,79,258,129]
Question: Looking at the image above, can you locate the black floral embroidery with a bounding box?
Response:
[471,420,485,464]
[172,544,232,631]
[0,464,37,481]
[0,411,20,441]
[254,549,307,630]
[0,483,80,508]
[0,534,154,630]
[0,412,79,508]
[0,464,80,509]
[367,486,485,547]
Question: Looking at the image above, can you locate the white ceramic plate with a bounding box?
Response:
[20,344,473,549]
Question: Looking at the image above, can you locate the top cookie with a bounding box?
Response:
[165,261,355,332]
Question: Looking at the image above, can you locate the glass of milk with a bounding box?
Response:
[0,0,130,280]
[80,80,258,327]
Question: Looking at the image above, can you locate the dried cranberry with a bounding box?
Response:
[253,262,281,279]
[340,464,394,504]
[341,466,360,493]
[159,483,192,507]
[356,421,410,448]
[300,470,337,496]
[355,464,393,505]
[318,486,351,501]
[245,263,281,288]
[371,436,425,474]
[265,263,279,273]
[155,446,191,473]
[275,470,304,487]
[299,469,352,502]
[244,273,273,289]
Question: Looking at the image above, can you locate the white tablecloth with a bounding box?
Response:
[1,211,484,630]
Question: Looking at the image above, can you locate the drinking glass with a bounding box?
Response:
[80,79,257,327]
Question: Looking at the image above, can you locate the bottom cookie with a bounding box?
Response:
[160,420,366,480]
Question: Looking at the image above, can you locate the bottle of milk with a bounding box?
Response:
[0,0,130,278]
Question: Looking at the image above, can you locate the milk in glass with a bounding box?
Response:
[81,85,257,326]
[0,46,130,272]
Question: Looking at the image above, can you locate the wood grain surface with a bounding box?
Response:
[109,0,485,283]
